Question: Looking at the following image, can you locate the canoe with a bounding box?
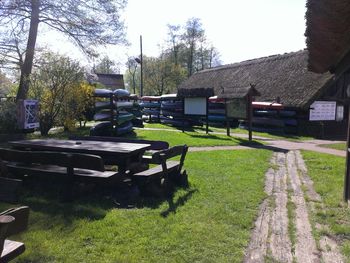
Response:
[254,110,278,117]
[252,117,285,127]
[252,102,284,110]
[94,112,112,121]
[208,102,225,109]
[160,94,178,100]
[283,119,297,126]
[161,110,183,117]
[95,101,111,110]
[116,112,134,124]
[143,109,160,115]
[208,96,225,103]
[207,114,226,122]
[113,89,130,98]
[94,89,113,97]
[139,102,161,108]
[95,101,134,110]
[161,101,183,109]
[208,108,225,115]
[114,101,134,109]
[141,96,161,101]
[279,110,296,117]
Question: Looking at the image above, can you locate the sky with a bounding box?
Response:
[41,0,307,73]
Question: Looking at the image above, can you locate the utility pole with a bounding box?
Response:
[140,35,143,97]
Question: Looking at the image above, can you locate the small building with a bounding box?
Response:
[178,50,348,138]
[89,73,125,90]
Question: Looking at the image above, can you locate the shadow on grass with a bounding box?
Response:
[16,177,193,223]
[160,188,198,218]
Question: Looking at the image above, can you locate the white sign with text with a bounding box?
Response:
[309,101,336,121]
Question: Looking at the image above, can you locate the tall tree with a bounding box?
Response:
[181,18,204,77]
[0,0,127,101]
[125,57,138,94]
[94,56,119,74]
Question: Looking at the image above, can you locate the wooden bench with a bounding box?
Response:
[0,148,122,201]
[133,145,188,196]
[0,206,29,262]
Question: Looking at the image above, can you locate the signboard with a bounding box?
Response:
[18,99,40,129]
[226,98,247,119]
[184,97,207,116]
[309,101,336,121]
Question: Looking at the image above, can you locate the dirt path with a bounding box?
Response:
[244,150,344,263]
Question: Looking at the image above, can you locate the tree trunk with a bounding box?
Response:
[16,0,40,101]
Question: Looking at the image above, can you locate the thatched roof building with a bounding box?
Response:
[305,0,350,74]
[178,50,333,110]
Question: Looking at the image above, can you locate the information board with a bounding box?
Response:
[184,97,207,116]
[309,101,336,121]
[18,99,40,129]
[226,98,247,119]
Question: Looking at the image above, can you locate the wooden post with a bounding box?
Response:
[182,98,185,133]
[110,94,115,136]
[344,108,350,201]
[248,94,253,142]
[206,97,209,134]
[225,98,230,136]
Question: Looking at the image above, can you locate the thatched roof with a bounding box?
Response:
[217,85,260,99]
[305,0,350,74]
[178,50,333,109]
[95,73,125,89]
[177,87,214,98]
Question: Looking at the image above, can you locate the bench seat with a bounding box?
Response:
[7,163,120,181]
[133,161,180,180]
[1,240,25,263]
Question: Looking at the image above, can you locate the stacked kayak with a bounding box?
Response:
[239,102,297,134]
[91,88,140,136]
[207,96,226,124]
[160,94,186,126]
[140,96,161,121]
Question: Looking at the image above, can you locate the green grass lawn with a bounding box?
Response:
[319,142,346,151]
[28,126,261,147]
[143,122,313,142]
[0,149,272,262]
[302,151,350,259]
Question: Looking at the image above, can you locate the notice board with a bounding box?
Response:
[226,98,247,119]
[184,97,207,116]
[309,101,336,121]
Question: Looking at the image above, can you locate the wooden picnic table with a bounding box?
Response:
[9,139,150,173]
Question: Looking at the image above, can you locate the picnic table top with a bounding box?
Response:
[8,139,151,157]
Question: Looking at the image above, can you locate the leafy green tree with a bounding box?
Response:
[29,52,85,135]
[143,54,186,96]
[94,56,119,74]
[0,0,127,101]
[0,70,12,97]
[166,18,221,77]
[125,57,139,94]
[181,18,205,77]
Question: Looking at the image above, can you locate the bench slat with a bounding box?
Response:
[0,148,105,171]
[7,163,119,180]
[134,161,179,177]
